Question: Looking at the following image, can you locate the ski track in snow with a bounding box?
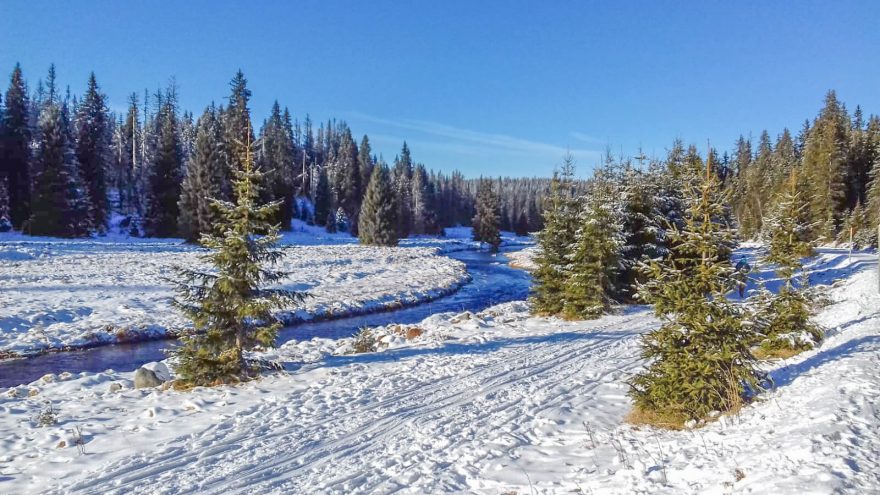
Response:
[1,247,878,494]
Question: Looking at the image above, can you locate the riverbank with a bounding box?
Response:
[0,227,531,359]
[0,240,464,359]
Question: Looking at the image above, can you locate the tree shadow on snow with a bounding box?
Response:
[770,334,880,389]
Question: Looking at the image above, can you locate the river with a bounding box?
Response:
[0,247,531,388]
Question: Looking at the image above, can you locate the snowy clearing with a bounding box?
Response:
[0,231,472,358]
[0,248,877,494]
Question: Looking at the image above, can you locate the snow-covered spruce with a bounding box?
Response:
[1,248,877,494]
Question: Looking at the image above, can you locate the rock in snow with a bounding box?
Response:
[133,367,164,389]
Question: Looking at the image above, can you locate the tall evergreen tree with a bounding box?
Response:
[358,162,398,246]
[28,99,91,237]
[629,158,756,425]
[178,105,229,242]
[472,177,501,251]
[802,91,849,241]
[530,153,580,315]
[1,64,31,228]
[358,135,374,197]
[258,101,295,229]
[562,177,623,319]
[74,72,110,229]
[392,142,414,238]
[335,127,361,229]
[144,91,183,237]
[313,166,331,228]
[172,126,303,386]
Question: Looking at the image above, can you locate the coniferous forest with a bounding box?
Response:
[0,64,557,244]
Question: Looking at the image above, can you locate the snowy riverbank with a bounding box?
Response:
[0,231,477,358]
[0,248,877,494]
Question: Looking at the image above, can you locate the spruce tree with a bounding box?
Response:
[74,72,110,229]
[258,101,295,229]
[562,177,622,319]
[616,166,664,301]
[472,178,502,251]
[178,105,230,242]
[802,91,849,241]
[29,100,91,237]
[358,163,398,246]
[172,127,303,386]
[755,172,822,356]
[358,135,374,197]
[530,153,579,315]
[1,64,31,228]
[412,164,437,235]
[629,158,756,425]
[313,166,331,228]
[144,93,183,237]
[392,142,414,238]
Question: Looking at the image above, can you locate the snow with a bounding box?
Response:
[0,248,877,494]
[0,233,469,357]
[506,245,539,270]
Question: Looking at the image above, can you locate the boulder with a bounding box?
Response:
[134,368,164,389]
[142,361,172,382]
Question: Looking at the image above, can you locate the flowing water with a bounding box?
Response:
[0,247,531,388]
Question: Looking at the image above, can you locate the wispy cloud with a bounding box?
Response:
[570,131,605,145]
[346,111,600,160]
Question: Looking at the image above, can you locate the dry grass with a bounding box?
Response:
[625,406,689,430]
[753,345,804,360]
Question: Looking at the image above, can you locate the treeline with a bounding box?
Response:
[0,64,561,241]
[728,90,880,246]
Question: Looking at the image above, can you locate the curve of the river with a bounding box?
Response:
[0,247,531,388]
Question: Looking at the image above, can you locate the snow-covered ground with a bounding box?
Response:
[0,228,476,357]
[1,248,877,494]
[506,245,539,270]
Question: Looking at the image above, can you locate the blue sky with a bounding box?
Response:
[1,1,878,178]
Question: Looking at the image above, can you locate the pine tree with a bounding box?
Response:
[358,135,374,197]
[172,126,304,386]
[562,177,622,319]
[358,162,398,246]
[412,164,437,235]
[616,166,664,301]
[472,178,501,251]
[313,166,331,228]
[392,142,413,238]
[802,91,849,241]
[530,153,579,315]
[258,101,295,229]
[1,64,32,228]
[335,127,361,229]
[178,105,229,242]
[144,91,183,237]
[28,99,91,237]
[628,158,756,426]
[74,72,110,229]
[755,172,822,356]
